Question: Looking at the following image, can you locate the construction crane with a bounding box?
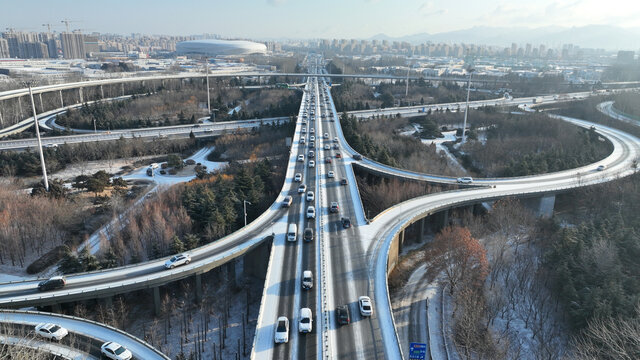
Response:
[60,19,78,33]
[42,23,56,33]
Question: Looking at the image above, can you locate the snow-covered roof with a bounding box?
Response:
[176,39,267,56]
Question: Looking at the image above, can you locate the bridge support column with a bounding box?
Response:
[538,195,555,218]
[51,303,61,313]
[38,93,44,112]
[100,85,104,99]
[195,273,203,303]
[121,83,125,96]
[243,237,273,280]
[153,287,161,316]
[18,96,24,118]
[227,259,242,290]
[522,195,556,218]
[399,229,405,253]
[59,90,64,108]
[78,87,83,103]
[419,217,425,242]
[102,296,113,308]
[0,110,3,127]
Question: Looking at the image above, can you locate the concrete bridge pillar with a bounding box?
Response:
[78,87,83,103]
[227,259,243,290]
[38,93,44,112]
[522,195,556,218]
[51,303,61,313]
[538,195,556,218]
[153,287,161,316]
[100,85,104,99]
[0,110,3,127]
[121,83,125,96]
[18,96,24,118]
[243,237,273,280]
[419,217,425,242]
[195,273,202,303]
[59,90,64,108]
[102,296,113,308]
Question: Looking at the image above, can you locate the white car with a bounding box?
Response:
[310,135,316,141]
[300,137,306,144]
[298,184,307,193]
[327,171,335,178]
[306,191,315,202]
[35,323,68,341]
[294,173,302,182]
[358,296,373,317]
[297,154,305,162]
[324,144,331,150]
[302,270,313,289]
[299,308,313,333]
[323,133,329,139]
[164,254,191,269]
[309,160,315,168]
[596,165,605,171]
[274,316,289,344]
[302,127,307,133]
[456,177,473,184]
[333,137,339,143]
[306,206,316,219]
[101,342,133,360]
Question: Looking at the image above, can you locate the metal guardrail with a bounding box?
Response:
[0,309,169,360]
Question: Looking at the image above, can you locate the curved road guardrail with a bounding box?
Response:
[0,309,168,360]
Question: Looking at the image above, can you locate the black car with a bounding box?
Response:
[353,154,362,161]
[341,217,351,228]
[340,178,348,186]
[304,227,314,242]
[37,276,66,292]
[336,305,350,325]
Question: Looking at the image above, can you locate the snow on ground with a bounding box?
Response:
[50,155,161,181]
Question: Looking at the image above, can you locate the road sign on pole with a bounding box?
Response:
[409,342,427,360]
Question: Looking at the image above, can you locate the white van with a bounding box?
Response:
[287,223,298,242]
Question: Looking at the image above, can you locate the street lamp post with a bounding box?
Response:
[24,80,49,191]
[243,200,252,227]
[462,68,474,144]
[205,60,211,114]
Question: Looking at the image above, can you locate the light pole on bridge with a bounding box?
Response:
[243,200,252,227]
[462,67,474,144]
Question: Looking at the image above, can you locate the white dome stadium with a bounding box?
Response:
[176,39,267,56]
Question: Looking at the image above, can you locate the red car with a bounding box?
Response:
[335,153,342,159]
[325,157,332,164]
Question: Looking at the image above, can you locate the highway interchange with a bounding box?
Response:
[0,55,639,359]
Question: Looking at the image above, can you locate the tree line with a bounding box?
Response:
[0,137,201,177]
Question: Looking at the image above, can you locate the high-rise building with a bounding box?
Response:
[60,31,86,59]
[617,50,635,63]
[0,38,9,58]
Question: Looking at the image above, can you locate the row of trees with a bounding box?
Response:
[0,136,200,177]
[612,92,640,119]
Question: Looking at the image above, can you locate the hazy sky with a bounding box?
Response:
[2,0,639,39]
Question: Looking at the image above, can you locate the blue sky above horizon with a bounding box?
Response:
[2,0,639,39]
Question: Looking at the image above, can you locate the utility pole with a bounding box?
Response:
[405,63,410,97]
[243,200,252,227]
[25,81,49,191]
[205,60,211,114]
[462,68,473,144]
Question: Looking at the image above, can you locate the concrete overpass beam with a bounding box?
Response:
[195,273,202,303]
[153,287,161,316]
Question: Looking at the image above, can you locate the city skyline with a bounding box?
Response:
[2,0,639,41]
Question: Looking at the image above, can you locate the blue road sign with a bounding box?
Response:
[409,342,427,360]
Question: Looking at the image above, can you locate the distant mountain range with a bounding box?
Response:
[368,25,640,51]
